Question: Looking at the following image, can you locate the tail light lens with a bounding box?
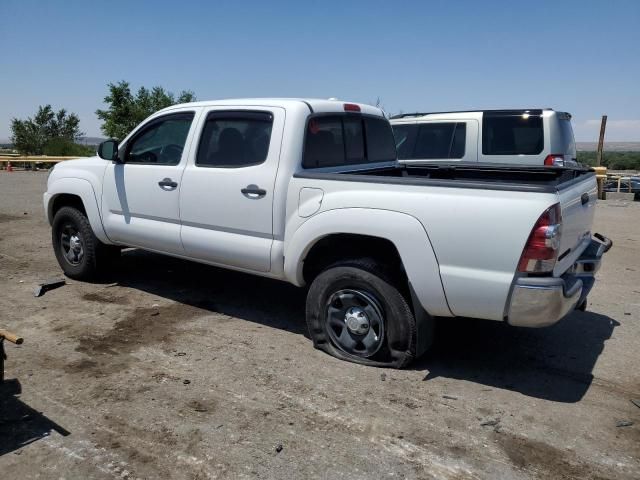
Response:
[544,154,565,166]
[518,203,562,273]
[343,103,361,112]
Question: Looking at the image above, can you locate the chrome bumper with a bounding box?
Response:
[507,233,612,328]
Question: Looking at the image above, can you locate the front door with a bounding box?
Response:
[179,108,284,272]
[101,110,199,254]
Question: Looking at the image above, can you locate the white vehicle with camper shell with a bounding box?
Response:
[391,109,578,167]
[44,98,610,368]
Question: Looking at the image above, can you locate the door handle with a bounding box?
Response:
[241,185,267,198]
[158,178,178,188]
[581,192,590,205]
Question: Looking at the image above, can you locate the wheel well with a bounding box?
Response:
[50,194,86,220]
[302,234,408,286]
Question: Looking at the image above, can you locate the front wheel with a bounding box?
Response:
[305,259,417,368]
[52,206,118,280]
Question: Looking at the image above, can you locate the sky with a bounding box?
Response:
[1,0,639,142]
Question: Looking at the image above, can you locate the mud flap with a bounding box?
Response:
[409,283,435,357]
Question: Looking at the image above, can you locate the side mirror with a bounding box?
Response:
[97,140,120,162]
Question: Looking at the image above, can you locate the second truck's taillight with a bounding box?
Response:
[544,154,565,166]
[518,203,562,273]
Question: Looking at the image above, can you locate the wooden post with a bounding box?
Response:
[596,115,607,166]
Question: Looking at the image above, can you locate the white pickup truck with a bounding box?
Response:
[44,98,611,368]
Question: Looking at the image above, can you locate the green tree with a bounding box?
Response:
[10,105,83,155]
[43,138,95,156]
[95,81,196,139]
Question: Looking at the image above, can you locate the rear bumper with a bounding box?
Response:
[507,233,612,328]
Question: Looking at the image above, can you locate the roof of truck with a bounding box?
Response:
[158,98,385,116]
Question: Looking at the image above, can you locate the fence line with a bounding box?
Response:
[0,155,89,169]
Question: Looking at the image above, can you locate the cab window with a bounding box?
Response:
[196,111,273,168]
[303,115,396,168]
[125,113,194,164]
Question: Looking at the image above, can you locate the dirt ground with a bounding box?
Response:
[0,171,638,479]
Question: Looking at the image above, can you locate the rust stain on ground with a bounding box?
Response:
[75,304,205,356]
[494,431,607,479]
[0,213,24,223]
[82,292,130,305]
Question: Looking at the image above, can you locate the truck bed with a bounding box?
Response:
[295,162,595,193]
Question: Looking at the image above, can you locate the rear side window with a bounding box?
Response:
[392,122,466,160]
[392,125,418,159]
[302,115,396,168]
[558,115,576,158]
[482,112,543,155]
[196,111,273,168]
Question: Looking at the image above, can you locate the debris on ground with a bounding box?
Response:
[183,379,191,385]
[616,421,634,428]
[631,399,640,409]
[33,278,66,297]
[480,419,500,427]
[380,373,386,381]
[443,395,458,400]
[275,443,283,453]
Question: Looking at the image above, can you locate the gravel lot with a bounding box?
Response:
[0,171,639,479]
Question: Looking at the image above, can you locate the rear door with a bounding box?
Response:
[392,120,478,164]
[549,112,579,167]
[480,110,546,165]
[179,107,285,272]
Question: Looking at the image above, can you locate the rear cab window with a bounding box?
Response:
[482,110,543,156]
[302,115,396,169]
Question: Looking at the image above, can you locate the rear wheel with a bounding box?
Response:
[52,206,118,280]
[306,259,417,368]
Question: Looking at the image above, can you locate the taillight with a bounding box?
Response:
[518,203,562,273]
[544,154,565,167]
[343,103,361,112]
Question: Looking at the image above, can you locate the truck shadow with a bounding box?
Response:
[0,379,71,456]
[415,312,620,403]
[111,249,308,335]
[108,250,616,403]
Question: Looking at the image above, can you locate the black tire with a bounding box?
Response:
[306,259,416,368]
[52,206,118,280]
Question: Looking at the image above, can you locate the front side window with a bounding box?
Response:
[392,122,466,160]
[482,112,543,155]
[196,111,273,168]
[303,115,396,168]
[126,113,194,164]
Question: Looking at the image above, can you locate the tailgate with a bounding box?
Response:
[554,173,598,276]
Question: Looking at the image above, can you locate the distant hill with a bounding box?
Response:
[77,136,107,146]
[577,142,640,152]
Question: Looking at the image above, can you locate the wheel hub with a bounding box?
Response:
[60,225,84,266]
[325,289,385,358]
[344,307,370,335]
[70,235,82,253]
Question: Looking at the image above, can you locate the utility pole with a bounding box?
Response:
[596,115,607,166]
